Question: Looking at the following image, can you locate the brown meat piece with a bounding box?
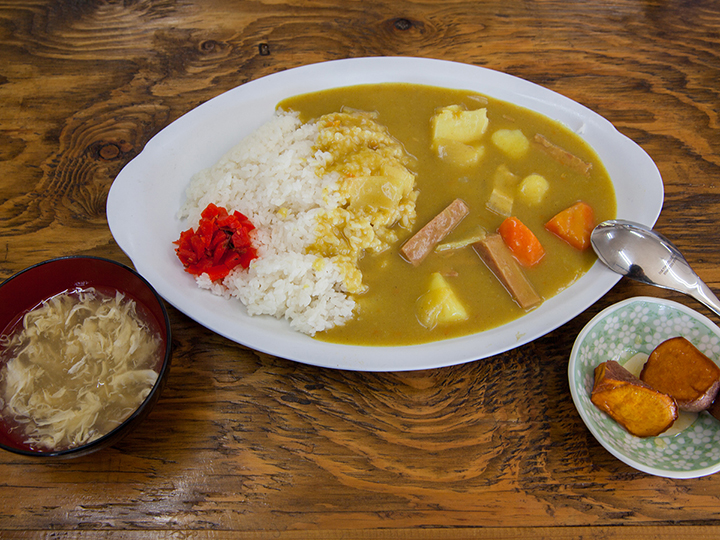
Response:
[400,198,469,266]
[640,337,720,412]
[472,233,542,310]
[592,360,678,437]
[534,133,592,176]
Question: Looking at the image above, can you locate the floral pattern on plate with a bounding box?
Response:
[569,296,720,478]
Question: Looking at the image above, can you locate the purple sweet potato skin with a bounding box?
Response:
[709,396,720,422]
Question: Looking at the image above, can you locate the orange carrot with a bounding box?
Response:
[545,201,595,250]
[498,217,545,267]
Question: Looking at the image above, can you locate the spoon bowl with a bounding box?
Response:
[590,219,720,317]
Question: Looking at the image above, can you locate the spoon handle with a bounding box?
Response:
[690,279,720,318]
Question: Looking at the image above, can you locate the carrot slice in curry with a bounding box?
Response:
[545,201,595,250]
[498,217,545,267]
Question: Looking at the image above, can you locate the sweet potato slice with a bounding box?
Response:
[640,337,720,412]
[591,360,678,437]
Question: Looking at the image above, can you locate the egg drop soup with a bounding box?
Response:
[0,287,163,452]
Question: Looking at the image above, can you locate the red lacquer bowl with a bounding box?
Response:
[0,256,172,458]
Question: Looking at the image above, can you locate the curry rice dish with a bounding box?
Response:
[176,83,616,345]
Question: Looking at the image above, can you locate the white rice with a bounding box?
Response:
[178,110,355,336]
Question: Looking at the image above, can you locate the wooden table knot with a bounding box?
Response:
[393,18,413,31]
[96,141,133,161]
[200,40,220,52]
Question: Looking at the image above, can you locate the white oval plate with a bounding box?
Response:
[107,57,664,372]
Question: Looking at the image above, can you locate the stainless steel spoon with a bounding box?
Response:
[590,219,720,317]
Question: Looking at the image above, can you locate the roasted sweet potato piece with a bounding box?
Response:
[640,337,720,412]
[591,360,678,437]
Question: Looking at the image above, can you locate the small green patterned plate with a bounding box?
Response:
[569,296,720,478]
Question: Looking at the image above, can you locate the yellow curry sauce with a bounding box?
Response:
[278,84,616,346]
[305,110,418,295]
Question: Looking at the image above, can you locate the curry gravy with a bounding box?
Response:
[279,84,616,346]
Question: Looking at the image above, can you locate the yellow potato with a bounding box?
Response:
[433,139,485,167]
[518,173,550,205]
[416,273,468,329]
[431,105,488,144]
[486,164,519,217]
[491,128,530,159]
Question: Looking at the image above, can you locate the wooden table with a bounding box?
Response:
[1,0,720,537]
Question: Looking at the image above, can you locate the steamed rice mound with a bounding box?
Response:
[178,109,417,335]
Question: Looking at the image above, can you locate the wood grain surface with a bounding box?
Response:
[1,0,720,537]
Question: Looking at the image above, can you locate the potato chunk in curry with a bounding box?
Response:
[431,105,489,167]
[416,272,468,329]
[431,105,489,143]
[492,128,530,159]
